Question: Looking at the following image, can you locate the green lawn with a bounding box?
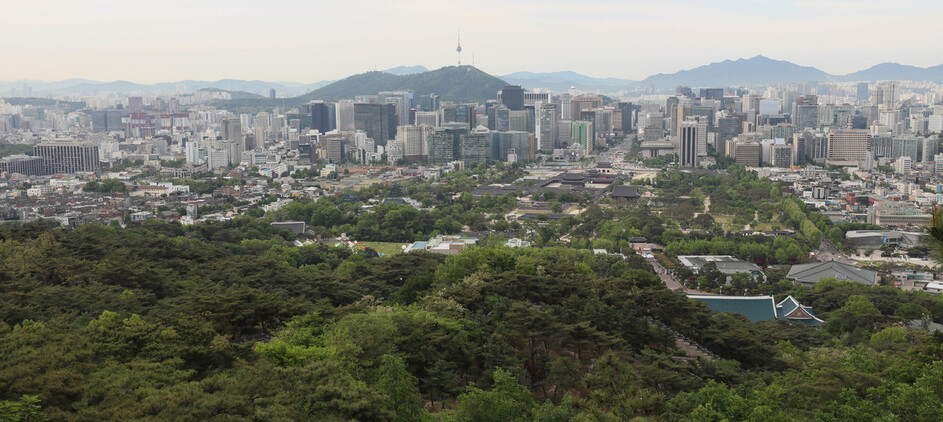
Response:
[359,241,407,256]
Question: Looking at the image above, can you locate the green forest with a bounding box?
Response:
[1,216,943,420]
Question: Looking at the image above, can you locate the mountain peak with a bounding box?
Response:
[382,65,429,76]
[641,56,830,88]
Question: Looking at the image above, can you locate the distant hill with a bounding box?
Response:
[0,79,297,97]
[500,71,634,93]
[297,66,506,102]
[212,66,508,112]
[640,55,832,88]
[197,87,267,100]
[0,97,86,112]
[838,63,943,82]
[383,65,429,75]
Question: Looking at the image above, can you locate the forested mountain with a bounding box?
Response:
[212,66,507,112]
[640,55,832,88]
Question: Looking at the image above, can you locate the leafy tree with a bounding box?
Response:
[453,368,535,422]
[378,354,426,422]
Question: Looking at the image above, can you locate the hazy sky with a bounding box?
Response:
[2,0,942,83]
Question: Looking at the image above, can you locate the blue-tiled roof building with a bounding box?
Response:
[688,294,822,326]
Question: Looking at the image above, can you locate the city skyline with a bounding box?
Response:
[2,0,943,83]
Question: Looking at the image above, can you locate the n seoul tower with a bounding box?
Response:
[456,30,462,65]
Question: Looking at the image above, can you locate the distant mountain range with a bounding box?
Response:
[639,56,943,89]
[499,71,635,93]
[0,79,332,97]
[841,62,943,82]
[640,56,830,88]
[5,56,943,103]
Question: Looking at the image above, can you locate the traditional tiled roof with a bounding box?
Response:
[687,295,778,322]
[611,185,640,199]
[688,294,822,326]
[786,261,877,286]
[776,295,824,326]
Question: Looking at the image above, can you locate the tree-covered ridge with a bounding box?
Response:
[211,66,508,112]
[1,214,943,419]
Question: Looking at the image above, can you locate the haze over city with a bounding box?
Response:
[2,0,943,82]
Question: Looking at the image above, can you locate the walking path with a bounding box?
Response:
[646,317,718,362]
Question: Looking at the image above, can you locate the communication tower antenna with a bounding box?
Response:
[456,30,462,65]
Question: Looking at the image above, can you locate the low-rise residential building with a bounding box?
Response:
[404,235,478,255]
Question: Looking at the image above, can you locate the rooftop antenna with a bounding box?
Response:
[456,30,462,66]
[472,50,475,67]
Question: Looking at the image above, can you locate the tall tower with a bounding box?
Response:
[679,120,698,167]
[456,31,462,65]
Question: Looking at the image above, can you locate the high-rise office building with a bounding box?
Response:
[770,143,793,167]
[700,88,724,100]
[509,110,529,132]
[536,103,557,151]
[499,85,524,111]
[424,129,451,163]
[443,104,476,129]
[398,125,428,161]
[34,142,100,174]
[869,135,893,158]
[461,132,489,165]
[792,132,807,165]
[354,103,397,144]
[491,131,531,161]
[734,142,761,166]
[557,120,573,146]
[666,97,679,134]
[523,92,552,107]
[490,105,510,131]
[717,116,742,150]
[594,109,614,136]
[673,103,692,137]
[616,102,634,132]
[303,101,334,133]
[827,129,870,162]
[883,82,897,109]
[335,100,355,131]
[571,96,603,124]
[221,117,243,143]
[323,134,345,164]
[694,118,708,156]
[856,83,869,104]
[920,136,939,162]
[891,137,919,161]
[419,94,439,112]
[795,95,819,130]
[91,110,124,133]
[379,91,412,126]
[571,121,594,155]
[414,111,439,127]
[560,94,572,120]
[679,121,698,167]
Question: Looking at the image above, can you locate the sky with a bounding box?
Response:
[2,0,943,83]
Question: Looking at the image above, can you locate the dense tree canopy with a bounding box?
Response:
[1,213,943,419]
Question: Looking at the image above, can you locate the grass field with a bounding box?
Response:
[360,241,407,256]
